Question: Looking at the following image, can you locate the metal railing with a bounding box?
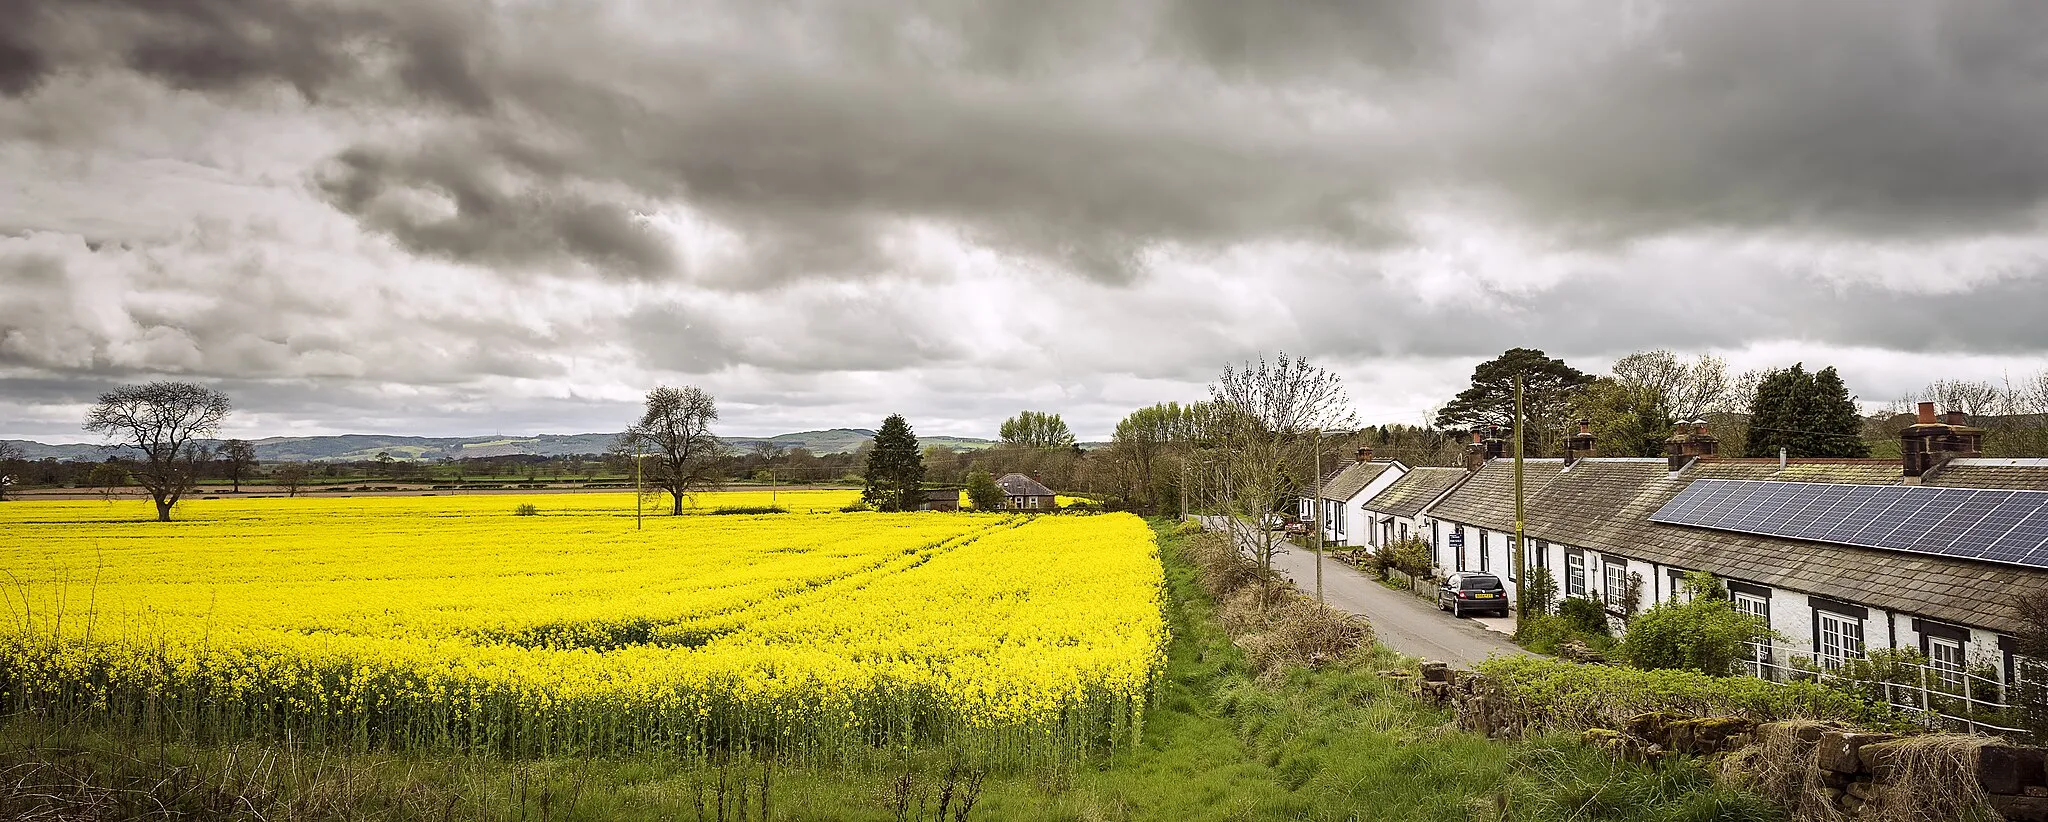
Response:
[1740,641,2023,737]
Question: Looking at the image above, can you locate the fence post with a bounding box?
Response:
[1963,671,1976,736]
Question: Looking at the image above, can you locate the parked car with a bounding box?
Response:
[1261,514,1288,531]
[1437,572,1510,617]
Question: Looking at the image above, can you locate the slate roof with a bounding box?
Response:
[1519,457,2048,634]
[1317,460,1397,502]
[1427,458,1567,533]
[995,473,1055,497]
[1926,458,2048,492]
[1363,467,1471,519]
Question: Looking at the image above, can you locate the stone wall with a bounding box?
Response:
[1412,661,2045,821]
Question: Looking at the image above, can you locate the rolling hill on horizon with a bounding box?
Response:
[3,428,1005,463]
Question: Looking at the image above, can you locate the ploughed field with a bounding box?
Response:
[0,494,1165,762]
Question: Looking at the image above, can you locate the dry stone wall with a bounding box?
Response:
[1413,661,2045,821]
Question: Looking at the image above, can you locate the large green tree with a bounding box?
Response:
[863,414,926,512]
[999,411,1076,450]
[1434,348,1594,456]
[1741,364,1871,458]
[964,468,1004,510]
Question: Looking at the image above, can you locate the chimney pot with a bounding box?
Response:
[1356,446,1372,463]
[1916,402,1937,425]
[1943,410,1968,427]
[1471,431,1482,445]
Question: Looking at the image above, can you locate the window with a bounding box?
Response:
[1507,536,1517,582]
[1398,522,1408,540]
[1534,539,1549,569]
[1332,504,1346,538]
[1603,559,1628,610]
[1734,593,1770,676]
[1300,499,1312,521]
[1668,569,1687,603]
[1382,518,1394,546]
[1478,531,1490,573]
[1431,521,1442,567]
[1927,637,1965,690]
[1565,550,1586,596]
[1026,496,1039,509]
[1815,611,1865,671]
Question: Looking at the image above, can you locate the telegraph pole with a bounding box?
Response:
[1313,428,1325,604]
[1512,373,1527,617]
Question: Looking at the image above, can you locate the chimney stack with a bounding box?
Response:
[1482,426,1506,461]
[1355,446,1373,464]
[1902,406,1984,480]
[1665,419,1719,473]
[1565,419,1596,466]
[1464,430,1487,472]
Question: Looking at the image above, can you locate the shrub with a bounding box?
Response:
[1514,613,1613,657]
[1474,656,1901,734]
[513,503,539,516]
[1557,596,1610,636]
[839,501,873,513]
[711,505,788,515]
[1369,535,1431,579]
[1618,588,1774,675]
[1523,567,1559,616]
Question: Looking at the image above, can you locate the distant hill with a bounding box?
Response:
[3,428,1001,463]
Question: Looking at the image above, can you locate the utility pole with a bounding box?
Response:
[1512,373,1527,618]
[1313,428,1325,604]
[1179,457,1189,522]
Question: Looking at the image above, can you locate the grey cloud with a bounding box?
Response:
[1442,2,2048,241]
[0,0,494,110]
[316,144,676,277]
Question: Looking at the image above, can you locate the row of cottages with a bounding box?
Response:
[1302,405,2048,692]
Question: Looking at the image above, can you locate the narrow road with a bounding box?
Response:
[1198,517,1531,669]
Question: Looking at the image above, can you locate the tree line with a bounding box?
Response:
[13,351,2046,520]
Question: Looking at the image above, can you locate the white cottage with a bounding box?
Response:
[1297,447,1405,547]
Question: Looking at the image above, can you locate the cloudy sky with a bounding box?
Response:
[4,0,2048,442]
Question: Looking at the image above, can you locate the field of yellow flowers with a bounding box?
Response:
[0,493,1165,761]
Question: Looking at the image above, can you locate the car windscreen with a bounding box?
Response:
[1459,577,1503,591]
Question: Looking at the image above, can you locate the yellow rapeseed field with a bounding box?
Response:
[0,494,1165,760]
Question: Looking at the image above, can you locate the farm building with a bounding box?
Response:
[995,473,1057,511]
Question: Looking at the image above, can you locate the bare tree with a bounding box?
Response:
[0,441,24,501]
[219,439,258,493]
[82,382,232,521]
[1611,351,1736,422]
[617,385,723,515]
[1210,354,1358,593]
[273,463,311,497]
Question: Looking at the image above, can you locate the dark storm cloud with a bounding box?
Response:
[1440,1,2048,241]
[0,0,493,109]
[316,144,676,278]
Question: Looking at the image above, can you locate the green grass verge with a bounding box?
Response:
[0,519,1781,821]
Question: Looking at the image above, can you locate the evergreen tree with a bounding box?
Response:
[862,414,926,512]
[964,469,1005,510]
[1434,348,1594,456]
[1741,364,1870,458]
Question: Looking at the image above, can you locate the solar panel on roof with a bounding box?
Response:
[1649,479,2048,570]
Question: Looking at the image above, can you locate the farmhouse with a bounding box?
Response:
[1416,404,2048,716]
[995,473,1057,511]
[1296,447,1405,546]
